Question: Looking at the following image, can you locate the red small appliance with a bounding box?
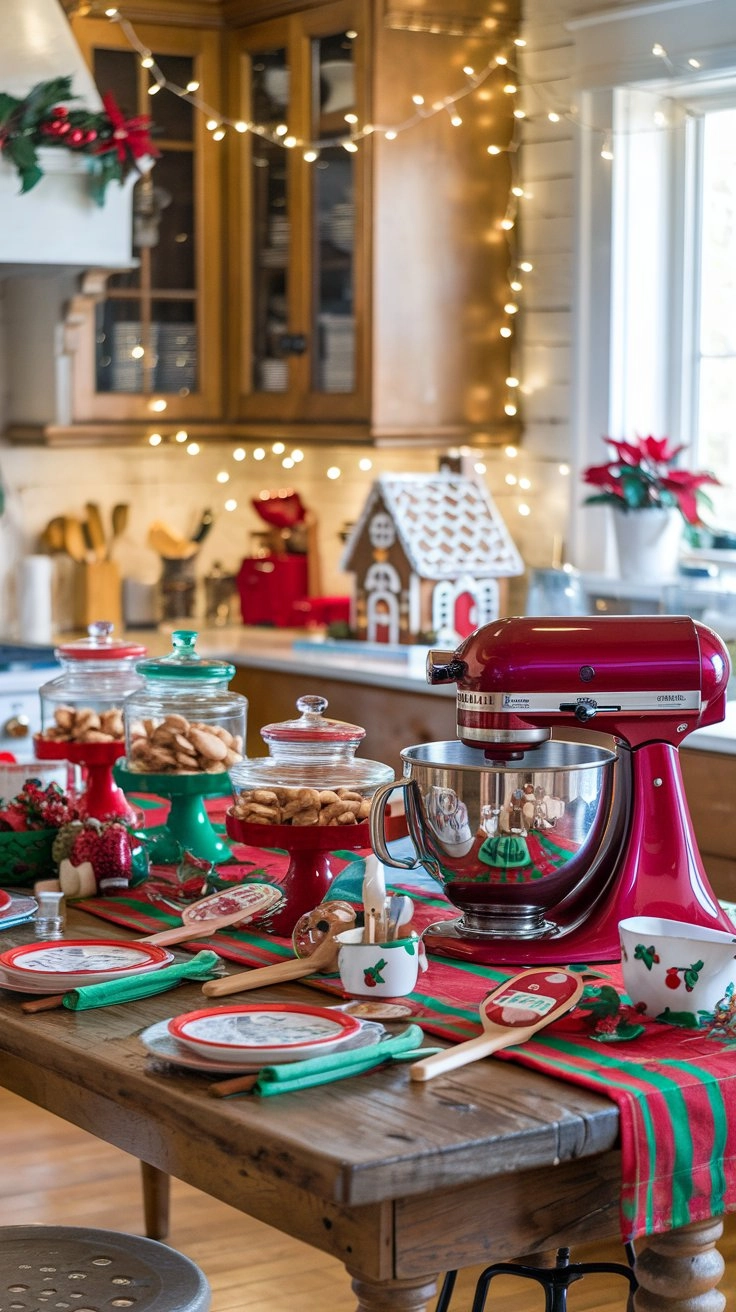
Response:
[370,614,734,964]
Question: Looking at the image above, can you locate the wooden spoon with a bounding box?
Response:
[202,925,343,998]
[409,967,584,1083]
[140,883,283,946]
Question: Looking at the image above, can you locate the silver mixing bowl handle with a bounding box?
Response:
[369,780,422,871]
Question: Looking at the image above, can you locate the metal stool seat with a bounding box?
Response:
[0,1225,210,1312]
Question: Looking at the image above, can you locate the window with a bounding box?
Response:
[693,105,736,522]
[569,0,736,565]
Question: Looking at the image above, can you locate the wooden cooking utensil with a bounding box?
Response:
[141,883,283,946]
[409,967,584,1083]
[202,926,343,998]
[62,516,88,564]
[85,503,107,561]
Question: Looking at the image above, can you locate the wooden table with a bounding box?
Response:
[0,907,726,1312]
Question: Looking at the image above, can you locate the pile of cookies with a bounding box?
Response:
[231,785,371,826]
[38,704,125,743]
[128,713,244,774]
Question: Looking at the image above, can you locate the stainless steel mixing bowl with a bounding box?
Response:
[370,738,623,939]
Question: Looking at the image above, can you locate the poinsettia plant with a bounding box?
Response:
[0,75,158,205]
[582,435,720,526]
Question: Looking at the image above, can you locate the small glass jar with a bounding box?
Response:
[124,629,247,775]
[229,694,393,826]
[38,622,147,745]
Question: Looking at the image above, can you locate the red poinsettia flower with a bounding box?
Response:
[98,91,158,164]
[582,434,720,526]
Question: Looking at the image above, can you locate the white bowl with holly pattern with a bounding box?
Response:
[619,916,736,1030]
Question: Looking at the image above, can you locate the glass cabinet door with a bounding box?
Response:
[232,0,368,424]
[250,43,291,395]
[69,18,222,425]
[311,30,356,395]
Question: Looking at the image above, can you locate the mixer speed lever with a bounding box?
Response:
[558,699,621,722]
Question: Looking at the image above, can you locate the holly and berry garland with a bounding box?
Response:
[0,779,79,832]
[53,817,147,895]
[0,75,158,204]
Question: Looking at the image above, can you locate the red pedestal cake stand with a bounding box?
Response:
[34,736,137,824]
[225,813,370,936]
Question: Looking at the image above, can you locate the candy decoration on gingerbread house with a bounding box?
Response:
[340,473,523,643]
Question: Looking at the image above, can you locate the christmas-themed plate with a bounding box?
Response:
[0,940,175,992]
[141,1016,385,1074]
[168,1002,361,1064]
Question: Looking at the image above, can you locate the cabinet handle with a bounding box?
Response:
[277,333,307,356]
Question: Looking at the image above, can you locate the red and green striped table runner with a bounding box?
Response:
[76,831,736,1244]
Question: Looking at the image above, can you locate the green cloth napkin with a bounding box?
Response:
[251,1023,439,1096]
[61,951,224,1011]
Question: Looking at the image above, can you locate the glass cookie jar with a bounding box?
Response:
[38,622,147,745]
[229,694,394,827]
[124,629,247,775]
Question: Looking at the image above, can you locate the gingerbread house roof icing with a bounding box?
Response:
[341,473,523,579]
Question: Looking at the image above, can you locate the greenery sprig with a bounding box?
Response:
[0,75,158,205]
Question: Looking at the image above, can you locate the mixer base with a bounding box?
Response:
[423,915,620,967]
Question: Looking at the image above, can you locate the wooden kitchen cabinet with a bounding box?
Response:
[231,664,455,775]
[66,16,224,427]
[680,748,736,903]
[13,0,517,446]
[226,0,519,443]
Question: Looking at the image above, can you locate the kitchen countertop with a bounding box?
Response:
[139,624,736,755]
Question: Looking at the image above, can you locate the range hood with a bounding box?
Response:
[0,0,138,273]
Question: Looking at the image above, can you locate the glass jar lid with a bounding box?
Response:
[135,630,236,682]
[261,695,365,749]
[56,621,146,663]
[231,695,394,792]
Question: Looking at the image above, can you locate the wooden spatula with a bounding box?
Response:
[202,928,342,998]
[139,883,283,947]
[409,967,584,1083]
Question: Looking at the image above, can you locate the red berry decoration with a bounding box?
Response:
[665,967,681,990]
[363,972,377,988]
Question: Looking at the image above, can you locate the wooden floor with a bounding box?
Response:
[1,1084,735,1311]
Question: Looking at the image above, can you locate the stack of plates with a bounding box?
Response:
[318,313,355,392]
[0,940,175,994]
[260,358,288,391]
[327,202,354,254]
[269,215,290,248]
[155,324,197,394]
[0,892,37,933]
[141,1002,384,1074]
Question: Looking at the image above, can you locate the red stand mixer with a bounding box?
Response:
[370,615,733,964]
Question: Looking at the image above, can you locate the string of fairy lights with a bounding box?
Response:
[95,2,530,447]
[84,6,708,524]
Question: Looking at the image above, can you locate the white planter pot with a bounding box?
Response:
[611,508,683,581]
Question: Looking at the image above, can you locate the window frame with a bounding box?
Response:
[568,0,736,568]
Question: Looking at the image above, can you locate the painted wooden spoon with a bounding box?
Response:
[201,915,350,998]
[409,967,584,1083]
[140,883,283,946]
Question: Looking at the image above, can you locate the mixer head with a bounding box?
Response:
[427,614,731,755]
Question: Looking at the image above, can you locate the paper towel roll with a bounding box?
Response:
[19,554,54,644]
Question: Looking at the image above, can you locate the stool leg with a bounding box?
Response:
[470,1247,636,1312]
[435,1270,457,1312]
[140,1161,170,1240]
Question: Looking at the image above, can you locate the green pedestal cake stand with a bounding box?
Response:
[113,760,233,865]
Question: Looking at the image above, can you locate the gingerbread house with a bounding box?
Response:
[340,473,523,644]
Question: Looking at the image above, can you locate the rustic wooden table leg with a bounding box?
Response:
[139,1161,170,1241]
[349,1271,438,1312]
[633,1217,726,1311]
